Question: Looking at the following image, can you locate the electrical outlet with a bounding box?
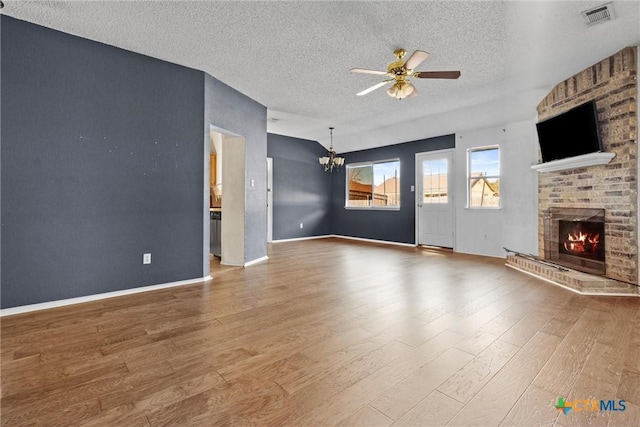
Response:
[143,253,151,264]
[300,223,304,229]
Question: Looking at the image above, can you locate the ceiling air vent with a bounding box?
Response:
[581,3,615,26]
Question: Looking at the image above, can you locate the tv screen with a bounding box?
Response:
[535,101,603,163]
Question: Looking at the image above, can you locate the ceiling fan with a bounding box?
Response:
[350,48,461,100]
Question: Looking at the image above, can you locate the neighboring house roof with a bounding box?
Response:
[470,177,498,195]
[349,180,390,203]
[422,173,448,195]
[349,181,373,193]
[374,177,400,195]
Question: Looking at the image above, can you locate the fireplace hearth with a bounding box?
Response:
[543,208,605,275]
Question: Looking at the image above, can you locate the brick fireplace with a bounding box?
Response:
[509,46,639,295]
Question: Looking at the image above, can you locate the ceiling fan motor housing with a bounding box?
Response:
[388,60,407,76]
[388,48,409,75]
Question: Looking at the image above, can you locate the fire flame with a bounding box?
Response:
[563,232,600,253]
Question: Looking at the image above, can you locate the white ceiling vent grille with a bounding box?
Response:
[581,3,615,26]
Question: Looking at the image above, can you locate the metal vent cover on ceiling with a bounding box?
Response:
[581,3,615,25]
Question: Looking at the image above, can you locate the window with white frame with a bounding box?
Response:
[467,146,500,208]
[346,159,400,208]
[422,158,449,204]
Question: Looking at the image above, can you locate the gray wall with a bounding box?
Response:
[1,16,206,308]
[0,16,3,296]
[265,132,455,244]
[267,133,332,240]
[204,75,267,263]
[331,135,455,244]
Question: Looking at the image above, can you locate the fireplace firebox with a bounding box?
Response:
[543,208,605,275]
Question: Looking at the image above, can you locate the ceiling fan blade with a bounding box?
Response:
[405,50,430,70]
[413,71,461,79]
[356,80,391,96]
[350,68,388,76]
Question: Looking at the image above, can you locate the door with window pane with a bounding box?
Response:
[416,150,454,248]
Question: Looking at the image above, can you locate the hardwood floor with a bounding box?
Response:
[2,238,640,426]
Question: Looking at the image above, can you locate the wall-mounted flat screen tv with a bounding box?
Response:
[535,100,603,163]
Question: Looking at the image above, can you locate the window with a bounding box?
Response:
[422,158,448,204]
[346,159,400,208]
[468,146,500,208]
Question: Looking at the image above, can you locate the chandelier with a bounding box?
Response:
[319,127,344,172]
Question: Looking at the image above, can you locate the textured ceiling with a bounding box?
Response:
[3,1,639,152]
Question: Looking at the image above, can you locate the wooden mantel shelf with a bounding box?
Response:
[531,152,615,173]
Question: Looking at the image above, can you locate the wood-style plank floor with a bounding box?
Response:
[2,238,640,426]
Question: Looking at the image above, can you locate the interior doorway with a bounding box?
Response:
[207,126,246,275]
[415,149,455,248]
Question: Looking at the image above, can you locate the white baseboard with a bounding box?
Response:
[271,235,333,243]
[272,234,416,248]
[245,256,269,267]
[333,234,416,248]
[0,275,212,317]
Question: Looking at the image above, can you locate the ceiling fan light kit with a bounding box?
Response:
[350,48,460,100]
[387,80,415,100]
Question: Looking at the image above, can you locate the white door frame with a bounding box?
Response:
[266,157,273,242]
[206,126,246,270]
[415,149,455,249]
[221,135,246,266]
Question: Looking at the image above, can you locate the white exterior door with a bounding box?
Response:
[416,150,454,248]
